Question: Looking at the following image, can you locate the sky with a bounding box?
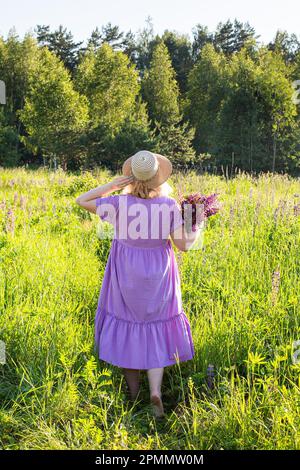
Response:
[0,0,299,45]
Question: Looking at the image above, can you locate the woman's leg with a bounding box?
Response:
[122,368,141,400]
[147,367,165,417]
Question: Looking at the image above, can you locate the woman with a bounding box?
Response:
[76,150,202,417]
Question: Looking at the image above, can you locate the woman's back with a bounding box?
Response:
[96,194,184,248]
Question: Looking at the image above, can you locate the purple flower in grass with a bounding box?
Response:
[294,203,300,216]
[20,195,27,210]
[6,208,15,233]
[271,267,280,305]
[206,364,215,391]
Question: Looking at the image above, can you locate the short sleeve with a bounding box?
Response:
[170,199,184,234]
[95,195,119,225]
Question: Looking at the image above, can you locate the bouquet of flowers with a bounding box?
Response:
[179,192,221,232]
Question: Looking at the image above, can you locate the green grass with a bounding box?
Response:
[0,167,300,449]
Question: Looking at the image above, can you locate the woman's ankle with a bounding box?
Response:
[150,391,162,399]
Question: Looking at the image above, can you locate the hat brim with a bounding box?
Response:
[122,153,172,188]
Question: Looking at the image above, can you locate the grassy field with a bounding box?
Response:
[0,167,300,450]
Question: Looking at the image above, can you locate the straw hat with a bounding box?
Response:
[122,150,172,188]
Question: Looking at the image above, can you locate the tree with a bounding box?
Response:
[214,19,259,55]
[186,43,228,154]
[85,24,138,63]
[19,47,89,170]
[154,120,196,169]
[87,97,157,171]
[149,31,193,93]
[186,43,298,172]
[142,42,195,165]
[255,48,298,172]
[35,24,83,72]
[142,42,180,125]
[268,30,300,64]
[74,43,148,168]
[75,43,140,135]
[134,16,155,73]
[0,30,41,164]
[192,25,214,62]
[215,48,265,171]
[0,107,19,166]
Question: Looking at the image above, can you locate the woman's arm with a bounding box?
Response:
[170,222,205,252]
[75,175,134,214]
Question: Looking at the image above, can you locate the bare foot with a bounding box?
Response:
[151,394,165,418]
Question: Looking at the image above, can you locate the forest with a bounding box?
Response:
[0,17,300,175]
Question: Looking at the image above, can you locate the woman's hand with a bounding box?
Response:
[75,174,134,215]
[109,175,135,191]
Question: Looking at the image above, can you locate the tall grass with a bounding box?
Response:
[0,167,299,449]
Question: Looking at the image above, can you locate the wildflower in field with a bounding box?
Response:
[5,208,15,233]
[271,268,280,305]
[40,195,46,212]
[13,192,18,205]
[245,352,267,377]
[274,199,289,224]
[179,192,221,231]
[20,195,27,210]
[293,203,300,216]
[252,200,261,237]
[273,208,279,224]
[206,364,215,390]
[228,204,235,236]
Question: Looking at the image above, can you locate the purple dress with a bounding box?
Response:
[94,194,195,370]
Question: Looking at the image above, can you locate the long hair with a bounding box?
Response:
[121,180,173,199]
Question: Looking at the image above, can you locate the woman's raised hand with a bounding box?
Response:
[109,175,135,191]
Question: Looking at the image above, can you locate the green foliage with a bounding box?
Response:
[146,30,193,93]
[186,44,228,153]
[192,19,258,61]
[142,42,180,126]
[0,32,41,165]
[142,42,196,167]
[0,109,19,166]
[19,47,89,169]
[74,43,140,135]
[154,120,196,168]
[0,21,300,174]
[35,24,83,73]
[186,44,300,172]
[214,19,258,55]
[82,97,156,171]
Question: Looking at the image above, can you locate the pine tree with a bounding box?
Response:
[142,42,195,166]
[142,41,180,125]
[214,19,258,55]
[35,24,83,72]
[192,25,214,62]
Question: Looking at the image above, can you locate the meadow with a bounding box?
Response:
[0,167,299,450]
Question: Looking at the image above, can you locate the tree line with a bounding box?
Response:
[0,18,300,174]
